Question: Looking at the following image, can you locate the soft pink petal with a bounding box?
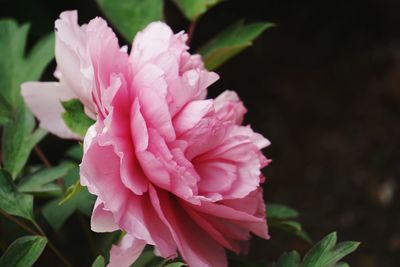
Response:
[21,81,79,139]
[91,198,119,233]
[214,90,247,124]
[55,11,94,115]
[108,235,146,267]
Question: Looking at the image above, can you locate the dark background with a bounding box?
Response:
[1,0,399,266]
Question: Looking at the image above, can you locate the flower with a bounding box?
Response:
[23,10,271,267]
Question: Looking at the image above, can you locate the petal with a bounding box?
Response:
[91,198,119,233]
[55,11,94,113]
[21,81,79,139]
[214,90,247,124]
[149,186,228,267]
[173,100,213,136]
[108,235,146,267]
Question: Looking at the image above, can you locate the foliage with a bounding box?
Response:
[274,232,360,267]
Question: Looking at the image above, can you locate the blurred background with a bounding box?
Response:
[1,0,399,266]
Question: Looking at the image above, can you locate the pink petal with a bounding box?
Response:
[214,90,247,124]
[55,11,94,115]
[173,100,213,136]
[91,198,119,233]
[108,235,146,267]
[150,186,228,267]
[21,81,79,139]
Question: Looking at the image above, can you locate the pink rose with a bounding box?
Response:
[23,11,271,267]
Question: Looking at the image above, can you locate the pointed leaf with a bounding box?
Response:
[172,0,222,21]
[97,0,163,41]
[61,99,95,136]
[59,180,83,205]
[164,262,187,267]
[2,106,46,178]
[199,21,275,70]
[301,232,360,267]
[0,236,47,267]
[0,19,54,108]
[0,169,34,221]
[274,251,300,267]
[267,203,299,219]
[42,187,95,230]
[92,255,106,267]
[18,162,74,194]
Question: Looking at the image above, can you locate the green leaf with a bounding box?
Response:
[18,162,74,195]
[301,232,360,267]
[2,106,47,178]
[0,169,34,221]
[0,19,53,178]
[97,0,163,41]
[61,99,95,136]
[268,203,312,244]
[132,250,156,267]
[24,33,55,82]
[59,180,83,205]
[92,255,106,267]
[42,167,95,230]
[274,251,301,267]
[198,21,275,70]
[274,233,359,267]
[0,19,54,108]
[267,203,299,219]
[65,144,83,161]
[0,236,47,267]
[172,0,222,21]
[164,262,187,267]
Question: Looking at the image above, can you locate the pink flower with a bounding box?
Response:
[23,11,271,267]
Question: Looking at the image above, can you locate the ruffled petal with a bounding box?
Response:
[108,235,146,267]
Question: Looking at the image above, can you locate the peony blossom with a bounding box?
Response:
[22,10,271,267]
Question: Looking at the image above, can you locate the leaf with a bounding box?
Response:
[2,106,47,178]
[164,262,187,267]
[97,0,163,41]
[198,21,275,70]
[65,144,83,161]
[42,166,95,230]
[274,251,301,267]
[0,236,47,267]
[267,203,300,219]
[274,233,359,267]
[61,99,95,136]
[0,19,53,178]
[267,203,312,244]
[0,19,54,108]
[172,0,222,21]
[18,162,74,195]
[131,250,156,267]
[0,169,34,221]
[59,180,83,205]
[92,255,106,267]
[301,232,360,267]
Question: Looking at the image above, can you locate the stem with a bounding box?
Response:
[34,145,52,168]
[0,210,37,235]
[32,221,74,267]
[187,20,198,45]
[34,145,65,188]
